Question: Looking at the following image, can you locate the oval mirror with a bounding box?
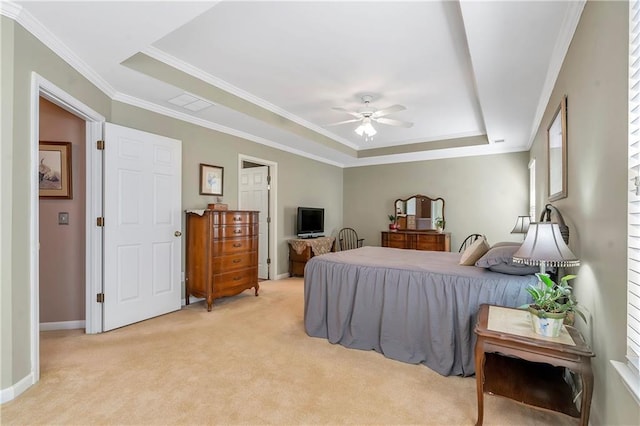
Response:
[393,194,445,231]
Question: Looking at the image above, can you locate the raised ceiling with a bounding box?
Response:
[6,1,585,167]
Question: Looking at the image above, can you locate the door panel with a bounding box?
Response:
[239,166,269,279]
[103,123,181,331]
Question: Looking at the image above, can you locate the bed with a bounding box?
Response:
[303,245,537,376]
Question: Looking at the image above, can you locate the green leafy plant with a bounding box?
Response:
[435,217,445,228]
[525,273,586,323]
[388,214,397,223]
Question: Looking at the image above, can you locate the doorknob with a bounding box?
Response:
[174,231,182,237]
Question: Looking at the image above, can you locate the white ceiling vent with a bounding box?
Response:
[168,93,214,112]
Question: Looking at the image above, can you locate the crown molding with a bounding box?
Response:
[527,0,585,148]
[112,92,345,168]
[143,46,359,150]
[2,1,116,98]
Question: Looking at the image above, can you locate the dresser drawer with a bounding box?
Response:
[213,267,258,290]
[387,233,407,242]
[416,234,445,251]
[213,224,258,239]
[213,252,257,272]
[213,237,258,255]
[213,211,257,226]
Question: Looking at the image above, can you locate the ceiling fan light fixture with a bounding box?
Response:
[355,117,377,138]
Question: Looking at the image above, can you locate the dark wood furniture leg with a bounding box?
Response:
[475,338,485,426]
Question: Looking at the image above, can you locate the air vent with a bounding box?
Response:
[168,93,214,112]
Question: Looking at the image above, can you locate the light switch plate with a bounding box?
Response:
[58,212,69,225]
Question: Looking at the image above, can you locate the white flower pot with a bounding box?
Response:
[528,306,566,338]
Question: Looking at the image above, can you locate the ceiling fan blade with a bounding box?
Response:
[372,104,406,118]
[325,118,362,126]
[331,107,363,118]
[376,117,414,128]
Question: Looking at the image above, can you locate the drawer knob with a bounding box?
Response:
[233,243,242,248]
[233,259,241,264]
[234,217,242,222]
[233,276,241,281]
[234,230,242,234]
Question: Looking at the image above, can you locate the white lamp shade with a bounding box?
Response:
[512,222,580,267]
[510,215,531,234]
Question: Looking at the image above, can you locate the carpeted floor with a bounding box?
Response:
[1,278,576,425]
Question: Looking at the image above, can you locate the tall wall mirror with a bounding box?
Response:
[393,194,445,231]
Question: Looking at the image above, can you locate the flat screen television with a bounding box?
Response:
[296,207,324,237]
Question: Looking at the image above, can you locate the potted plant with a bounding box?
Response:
[388,215,398,230]
[524,273,586,337]
[435,217,445,232]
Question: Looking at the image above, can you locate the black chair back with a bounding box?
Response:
[338,228,364,251]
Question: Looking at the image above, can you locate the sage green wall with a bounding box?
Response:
[343,152,530,251]
[529,1,639,424]
[0,16,342,393]
[1,17,111,390]
[110,102,343,277]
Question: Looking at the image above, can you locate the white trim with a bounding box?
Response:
[611,361,640,405]
[0,373,35,404]
[527,0,585,148]
[39,320,86,332]
[3,2,115,98]
[25,73,106,403]
[275,272,291,280]
[113,92,344,168]
[238,154,278,281]
[143,46,358,150]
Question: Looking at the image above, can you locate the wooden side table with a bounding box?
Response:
[288,237,335,277]
[474,304,594,426]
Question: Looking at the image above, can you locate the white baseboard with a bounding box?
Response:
[181,296,205,306]
[1,372,35,403]
[40,320,85,331]
[275,272,292,280]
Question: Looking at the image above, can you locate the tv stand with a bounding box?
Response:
[297,234,325,239]
[288,236,335,276]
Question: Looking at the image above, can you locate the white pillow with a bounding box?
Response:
[459,236,490,266]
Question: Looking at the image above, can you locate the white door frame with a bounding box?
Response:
[238,154,277,280]
[29,73,105,385]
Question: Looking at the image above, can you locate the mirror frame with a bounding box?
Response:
[393,194,445,231]
[547,95,567,202]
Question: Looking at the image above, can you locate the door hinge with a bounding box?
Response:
[96,140,105,150]
[267,216,271,223]
[267,258,271,265]
[97,217,105,227]
[96,293,104,303]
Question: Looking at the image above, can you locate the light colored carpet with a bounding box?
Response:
[2,278,575,425]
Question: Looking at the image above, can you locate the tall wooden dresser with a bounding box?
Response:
[185,210,259,311]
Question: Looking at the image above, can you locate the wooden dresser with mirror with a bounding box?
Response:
[381,194,451,252]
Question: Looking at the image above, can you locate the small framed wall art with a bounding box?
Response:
[200,163,224,196]
[39,141,72,199]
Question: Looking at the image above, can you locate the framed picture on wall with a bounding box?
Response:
[200,163,224,196]
[547,95,567,202]
[39,141,72,199]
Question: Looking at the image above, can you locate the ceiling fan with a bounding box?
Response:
[327,95,414,138]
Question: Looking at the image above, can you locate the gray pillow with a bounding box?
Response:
[475,245,538,275]
[488,263,539,276]
[490,241,522,249]
[475,245,520,268]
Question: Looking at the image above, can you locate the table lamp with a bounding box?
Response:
[510,215,531,239]
[512,222,580,275]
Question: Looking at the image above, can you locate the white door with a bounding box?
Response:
[240,166,269,279]
[103,123,182,331]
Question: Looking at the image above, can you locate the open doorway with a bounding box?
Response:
[238,155,277,280]
[38,97,86,331]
